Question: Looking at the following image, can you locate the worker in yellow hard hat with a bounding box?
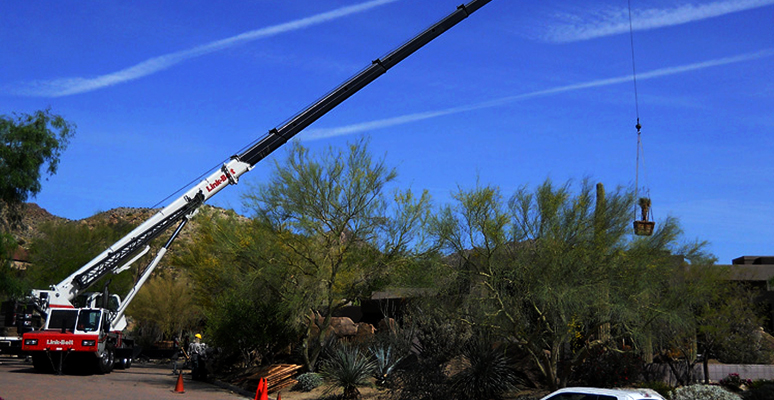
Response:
[188,333,208,380]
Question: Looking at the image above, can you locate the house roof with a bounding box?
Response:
[725,256,774,282]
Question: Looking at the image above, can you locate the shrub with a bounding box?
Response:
[387,306,468,400]
[574,347,644,388]
[670,384,741,400]
[747,379,774,390]
[637,381,673,398]
[296,372,324,392]
[742,382,774,400]
[450,335,520,400]
[719,373,751,392]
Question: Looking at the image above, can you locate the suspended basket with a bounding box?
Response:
[633,197,655,236]
[633,220,655,236]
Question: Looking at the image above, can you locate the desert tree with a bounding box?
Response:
[242,137,431,371]
[431,178,714,390]
[0,108,74,298]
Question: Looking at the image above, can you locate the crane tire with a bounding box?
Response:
[96,348,114,374]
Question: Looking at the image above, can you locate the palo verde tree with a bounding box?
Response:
[243,137,431,372]
[125,271,202,349]
[27,219,137,294]
[430,178,714,390]
[175,207,303,367]
[0,108,75,299]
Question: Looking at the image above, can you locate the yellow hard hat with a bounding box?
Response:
[195,333,202,339]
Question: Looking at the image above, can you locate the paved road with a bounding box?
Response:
[0,356,250,400]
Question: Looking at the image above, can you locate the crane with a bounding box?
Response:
[21,0,493,374]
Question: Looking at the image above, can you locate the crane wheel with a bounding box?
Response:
[95,347,115,374]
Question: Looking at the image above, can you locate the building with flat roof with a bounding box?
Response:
[725,256,774,331]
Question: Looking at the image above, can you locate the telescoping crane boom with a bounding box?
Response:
[22,0,493,374]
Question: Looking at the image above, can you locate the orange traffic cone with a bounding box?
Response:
[254,377,265,400]
[259,377,269,400]
[276,392,281,400]
[173,372,185,393]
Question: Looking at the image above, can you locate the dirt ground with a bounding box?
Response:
[250,383,547,400]
[265,385,384,400]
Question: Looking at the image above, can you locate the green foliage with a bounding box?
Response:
[0,108,75,229]
[175,208,304,367]
[296,372,324,391]
[451,333,520,400]
[670,384,741,400]
[638,381,674,398]
[125,272,201,342]
[27,219,137,295]
[0,233,26,299]
[205,284,300,367]
[319,342,376,400]
[702,285,773,364]
[429,178,718,390]
[240,138,431,371]
[0,108,74,298]
[175,209,284,310]
[747,379,774,390]
[388,305,468,400]
[742,382,774,400]
[719,373,750,392]
[574,348,644,388]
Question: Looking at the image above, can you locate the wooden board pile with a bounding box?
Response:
[239,364,303,393]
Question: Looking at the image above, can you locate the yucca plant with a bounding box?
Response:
[320,343,376,400]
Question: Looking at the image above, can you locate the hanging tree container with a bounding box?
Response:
[633,197,655,236]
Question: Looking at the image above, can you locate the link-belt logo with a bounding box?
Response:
[206,169,237,193]
[47,339,74,345]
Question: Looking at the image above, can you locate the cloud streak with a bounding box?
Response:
[9,0,398,97]
[302,49,774,140]
[542,0,774,43]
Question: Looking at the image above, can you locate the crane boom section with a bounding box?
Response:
[44,0,491,308]
[239,0,491,166]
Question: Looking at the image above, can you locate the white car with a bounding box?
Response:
[539,387,666,400]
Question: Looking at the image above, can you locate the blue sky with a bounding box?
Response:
[1,0,772,264]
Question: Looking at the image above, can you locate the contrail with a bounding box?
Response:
[543,0,774,42]
[302,48,774,140]
[8,0,399,97]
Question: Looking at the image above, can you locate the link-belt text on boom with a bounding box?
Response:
[205,169,236,193]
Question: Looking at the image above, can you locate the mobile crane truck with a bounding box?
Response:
[21,0,492,374]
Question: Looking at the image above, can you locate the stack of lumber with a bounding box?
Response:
[241,364,303,393]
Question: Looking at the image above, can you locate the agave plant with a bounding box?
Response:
[320,342,376,400]
[451,335,521,400]
[369,344,405,386]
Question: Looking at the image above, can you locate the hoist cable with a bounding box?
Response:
[628,0,640,123]
[628,0,651,221]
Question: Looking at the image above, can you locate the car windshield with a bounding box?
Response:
[48,309,78,331]
[76,309,101,332]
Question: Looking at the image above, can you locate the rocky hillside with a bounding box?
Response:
[10,202,246,259]
[10,204,158,246]
[9,203,70,246]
